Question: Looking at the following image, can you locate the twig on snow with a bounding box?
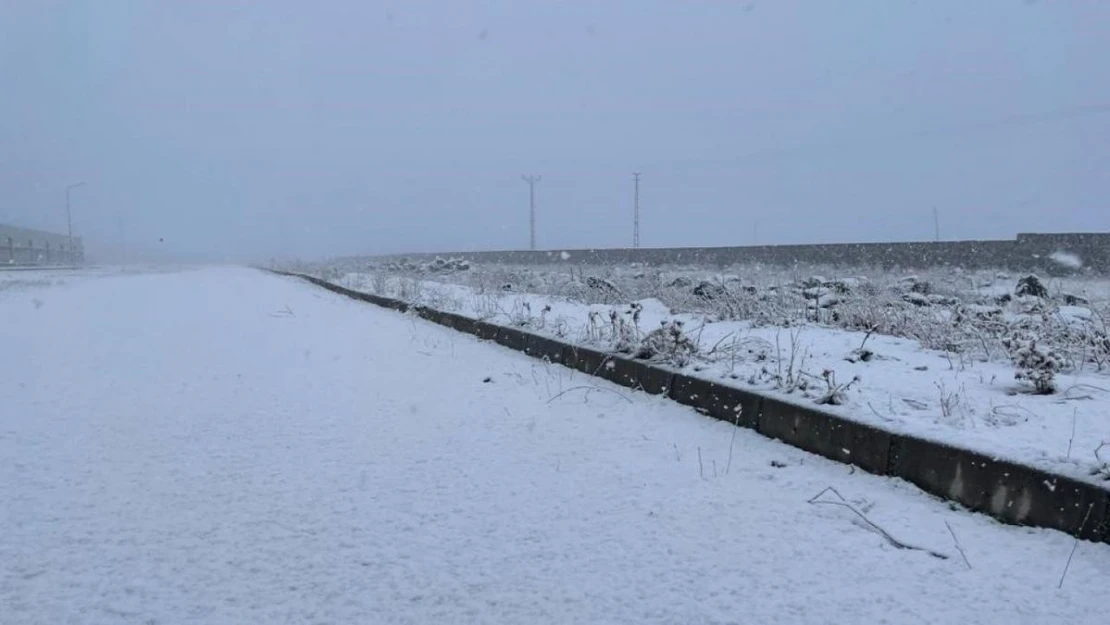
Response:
[546,385,632,405]
[1058,503,1095,589]
[1062,383,1110,396]
[945,521,972,570]
[808,486,949,560]
[697,446,704,479]
[1095,441,1109,464]
[707,331,736,355]
[867,402,894,422]
[1067,408,1077,460]
[269,305,295,317]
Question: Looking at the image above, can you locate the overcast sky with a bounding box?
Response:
[2,0,1108,262]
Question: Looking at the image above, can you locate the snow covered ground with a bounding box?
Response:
[304,264,1110,486]
[3,266,1109,624]
[0,265,188,295]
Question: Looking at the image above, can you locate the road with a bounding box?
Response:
[2,267,1107,624]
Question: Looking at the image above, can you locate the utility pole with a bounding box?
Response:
[522,175,541,250]
[933,207,940,242]
[632,172,641,249]
[118,213,127,264]
[66,182,86,264]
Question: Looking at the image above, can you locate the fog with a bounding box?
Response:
[2,0,1108,263]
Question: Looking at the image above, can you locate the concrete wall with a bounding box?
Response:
[375,232,1110,274]
[0,223,84,265]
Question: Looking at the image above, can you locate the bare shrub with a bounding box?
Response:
[636,320,699,367]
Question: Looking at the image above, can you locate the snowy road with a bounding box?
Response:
[2,267,1108,624]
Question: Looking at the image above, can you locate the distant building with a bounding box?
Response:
[0,223,84,265]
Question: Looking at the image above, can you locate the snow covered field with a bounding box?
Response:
[4,266,1109,624]
[0,265,188,294]
[293,259,1110,486]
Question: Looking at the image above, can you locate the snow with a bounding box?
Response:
[1050,251,1084,270]
[320,270,1110,484]
[3,266,1109,624]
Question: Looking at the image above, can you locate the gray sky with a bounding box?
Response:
[2,0,1108,262]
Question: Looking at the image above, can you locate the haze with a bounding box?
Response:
[2,0,1108,263]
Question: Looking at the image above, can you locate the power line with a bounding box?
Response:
[521,175,541,250]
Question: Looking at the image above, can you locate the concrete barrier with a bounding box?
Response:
[596,356,674,396]
[758,397,893,476]
[669,373,762,430]
[562,345,612,378]
[526,335,567,364]
[471,319,501,342]
[435,311,469,332]
[274,270,1110,543]
[493,326,532,352]
[888,437,1109,542]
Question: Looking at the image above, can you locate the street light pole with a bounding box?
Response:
[632,172,641,249]
[521,175,541,250]
[66,182,85,264]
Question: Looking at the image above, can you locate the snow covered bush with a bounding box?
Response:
[1002,335,1065,394]
[609,305,642,354]
[635,320,698,367]
[815,369,860,406]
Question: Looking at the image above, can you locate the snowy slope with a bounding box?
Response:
[2,267,1108,624]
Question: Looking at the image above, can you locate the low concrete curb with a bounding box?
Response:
[275,270,1110,543]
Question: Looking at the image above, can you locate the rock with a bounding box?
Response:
[667,277,693,289]
[804,287,842,307]
[898,275,931,294]
[902,292,930,307]
[693,281,727,301]
[586,276,620,295]
[803,286,832,300]
[845,348,874,363]
[1015,275,1048,298]
[825,277,862,294]
[966,304,1003,320]
[1061,293,1089,306]
[926,294,959,306]
[910,280,933,295]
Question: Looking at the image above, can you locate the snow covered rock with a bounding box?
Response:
[1061,293,1089,306]
[666,277,693,289]
[693,281,727,301]
[902,292,930,307]
[586,276,620,296]
[1015,275,1048,298]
